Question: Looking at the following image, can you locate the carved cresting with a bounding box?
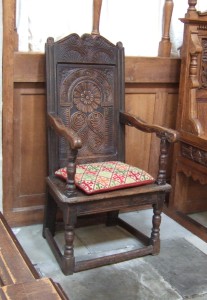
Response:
[55,34,121,165]
[55,34,117,64]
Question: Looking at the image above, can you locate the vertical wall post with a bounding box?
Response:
[91,0,102,35]
[2,0,17,214]
[158,0,174,57]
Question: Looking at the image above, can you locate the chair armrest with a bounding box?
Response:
[48,113,82,150]
[120,111,180,185]
[120,111,180,143]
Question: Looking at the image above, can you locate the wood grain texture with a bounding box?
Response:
[0,212,39,286]
[2,0,16,215]
[125,93,155,172]
[0,278,68,300]
[13,53,180,84]
[158,0,174,57]
[0,212,69,299]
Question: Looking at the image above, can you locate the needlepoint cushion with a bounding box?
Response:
[55,161,155,195]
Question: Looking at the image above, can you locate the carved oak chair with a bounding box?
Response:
[42,2,179,276]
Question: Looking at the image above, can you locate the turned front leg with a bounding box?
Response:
[64,224,75,259]
[150,198,164,254]
[61,207,77,275]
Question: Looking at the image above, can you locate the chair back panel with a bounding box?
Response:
[46,33,125,172]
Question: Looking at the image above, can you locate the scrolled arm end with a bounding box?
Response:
[47,113,82,149]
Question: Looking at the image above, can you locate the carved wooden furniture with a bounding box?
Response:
[0,212,69,299]
[42,0,179,275]
[168,1,207,241]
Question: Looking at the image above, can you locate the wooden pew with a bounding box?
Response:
[0,212,69,299]
[0,278,68,300]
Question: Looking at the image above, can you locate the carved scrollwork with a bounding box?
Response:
[71,112,87,131]
[57,33,118,64]
[200,38,207,88]
[178,162,207,185]
[59,68,113,107]
[88,112,104,132]
[181,142,207,167]
[58,66,115,159]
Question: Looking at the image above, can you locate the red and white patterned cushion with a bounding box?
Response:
[55,161,155,195]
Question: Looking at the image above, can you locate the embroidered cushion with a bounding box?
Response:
[55,161,155,195]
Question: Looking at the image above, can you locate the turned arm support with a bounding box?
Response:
[48,113,82,193]
[47,113,82,150]
[120,112,180,185]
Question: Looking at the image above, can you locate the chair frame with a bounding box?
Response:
[42,32,179,275]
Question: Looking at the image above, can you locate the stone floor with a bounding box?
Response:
[13,210,207,300]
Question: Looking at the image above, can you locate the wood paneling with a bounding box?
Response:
[13,84,47,205]
[125,56,180,83]
[3,38,180,226]
[4,83,47,226]
[125,87,178,178]
[14,53,45,82]
[125,93,155,171]
[13,53,180,84]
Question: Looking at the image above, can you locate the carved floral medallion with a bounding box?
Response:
[58,66,114,158]
[73,81,101,113]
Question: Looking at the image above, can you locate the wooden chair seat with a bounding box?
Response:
[47,176,171,205]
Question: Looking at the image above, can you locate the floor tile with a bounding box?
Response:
[38,259,182,300]
[144,238,207,298]
[13,210,207,300]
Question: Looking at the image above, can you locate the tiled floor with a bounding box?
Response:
[13,210,207,300]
